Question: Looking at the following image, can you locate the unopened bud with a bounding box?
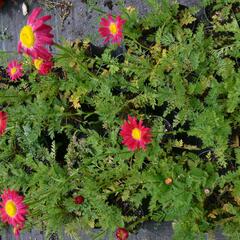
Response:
[164,177,173,185]
[204,188,210,195]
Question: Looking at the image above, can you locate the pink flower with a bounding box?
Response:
[98,15,126,45]
[120,115,152,151]
[33,56,53,75]
[18,7,53,60]
[0,189,28,227]
[7,60,23,81]
[0,111,7,136]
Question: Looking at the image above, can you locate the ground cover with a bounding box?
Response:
[0,0,239,239]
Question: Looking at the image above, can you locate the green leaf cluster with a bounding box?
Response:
[0,0,239,239]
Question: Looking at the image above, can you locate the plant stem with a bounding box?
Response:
[54,42,96,79]
[91,6,108,15]
[125,36,150,51]
[93,229,107,240]
[128,214,150,230]
[0,50,18,54]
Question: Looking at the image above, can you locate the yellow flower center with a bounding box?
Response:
[10,67,17,75]
[20,25,35,48]
[132,128,141,140]
[5,200,17,217]
[109,22,117,35]
[34,58,43,70]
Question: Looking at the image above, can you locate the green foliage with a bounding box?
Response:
[0,0,239,239]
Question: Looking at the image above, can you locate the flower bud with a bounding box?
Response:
[74,195,84,205]
[164,177,173,185]
[204,188,210,195]
[116,227,129,240]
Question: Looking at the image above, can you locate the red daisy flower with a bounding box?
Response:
[0,189,28,227]
[120,115,152,151]
[116,227,129,240]
[33,56,53,75]
[7,60,23,81]
[0,111,7,136]
[98,15,126,45]
[18,7,53,60]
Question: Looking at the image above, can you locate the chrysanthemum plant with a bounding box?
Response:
[0,0,240,239]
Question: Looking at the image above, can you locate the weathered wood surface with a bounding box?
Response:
[0,0,200,53]
[0,221,227,240]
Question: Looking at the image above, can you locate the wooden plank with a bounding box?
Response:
[2,222,227,240]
